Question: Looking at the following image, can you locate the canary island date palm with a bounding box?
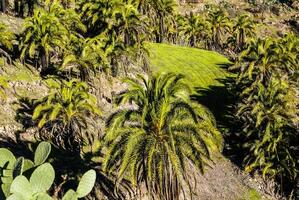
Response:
[114,1,146,47]
[237,77,298,185]
[0,23,15,64]
[180,12,209,47]
[233,14,255,51]
[136,0,176,43]
[235,37,298,85]
[206,8,232,49]
[20,4,68,73]
[79,0,121,36]
[61,34,110,81]
[32,79,101,151]
[233,35,299,192]
[152,0,177,43]
[103,73,220,200]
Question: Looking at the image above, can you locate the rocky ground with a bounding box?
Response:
[179,0,299,37]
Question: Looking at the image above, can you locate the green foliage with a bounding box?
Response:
[78,0,149,76]
[103,72,221,199]
[32,79,101,150]
[20,3,67,71]
[0,23,15,51]
[0,142,96,200]
[0,142,50,198]
[145,0,177,43]
[20,0,84,73]
[61,34,111,81]
[178,12,211,48]
[206,7,232,49]
[75,170,96,198]
[34,141,52,166]
[233,35,299,189]
[8,165,96,200]
[231,14,256,51]
[0,23,15,63]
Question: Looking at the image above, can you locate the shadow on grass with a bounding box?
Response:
[216,62,233,70]
[190,77,245,165]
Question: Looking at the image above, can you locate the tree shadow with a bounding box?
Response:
[216,62,233,70]
[190,77,245,166]
[14,96,38,129]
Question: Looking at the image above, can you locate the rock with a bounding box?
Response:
[292,1,299,10]
[271,5,281,16]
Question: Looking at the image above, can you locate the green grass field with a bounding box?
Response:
[148,43,232,90]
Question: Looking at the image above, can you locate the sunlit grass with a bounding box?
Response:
[148,43,232,90]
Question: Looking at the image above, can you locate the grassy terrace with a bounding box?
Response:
[148,43,232,90]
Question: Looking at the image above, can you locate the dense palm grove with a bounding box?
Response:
[0,0,298,199]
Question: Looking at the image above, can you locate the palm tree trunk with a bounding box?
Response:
[0,0,6,13]
[240,29,244,49]
[27,0,34,16]
[14,0,19,15]
[215,28,221,49]
[158,13,164,43]
[124,30,130,47]
[111,57,118,77]
[19,0,24,17]
[40,48,48,73]
[190,35,195,47]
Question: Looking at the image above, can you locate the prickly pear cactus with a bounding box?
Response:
[0,142,51,198]
[2,142,96,200]
[7,163,55,200]
[0,148,16,198]
[62,169,96,200]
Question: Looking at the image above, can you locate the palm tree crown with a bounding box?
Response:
[32,79,101,150]
[20,4,68,72]
[0,23,15,63]
[103,73,219,199]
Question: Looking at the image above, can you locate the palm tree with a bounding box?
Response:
[235,36,298,85]
[61,35,110,81]
[152,0,176,43]
[103,73,220,199]
[233,34,299,193]
[134,0,177,43]
[32,79,101,151]
[14,0,35,17]
[114,1,145,47]
[238,77,298,187]
[235,38,277,84]
[180,12,199,47]
[233,14,255,50]
[79,0,121,37]
[206,9,231,49]
[0,23,15,63]
[20,4,68,73]
[0,0,7,13]
[180,12,207,47]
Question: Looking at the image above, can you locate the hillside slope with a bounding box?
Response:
[0,14,274,200]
